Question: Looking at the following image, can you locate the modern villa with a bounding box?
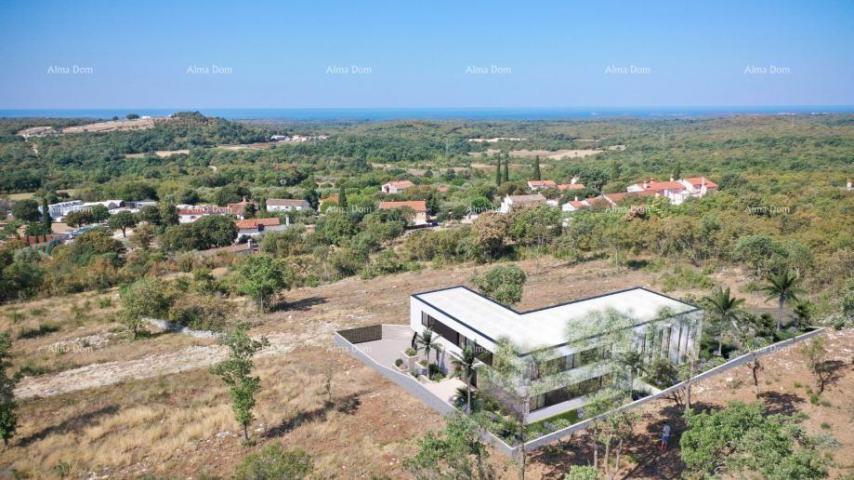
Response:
[336,285,703,425]
[409,286,703,422]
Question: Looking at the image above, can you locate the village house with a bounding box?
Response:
[227,199,258,219]
[527,180,556,190]
[378,200,429,225]
[561,197,592,212]
[626,176,717,205]
[381,180,415,194]
[176,205,230,224]
[234,217,287,238]
[266,198,312,212]
[499,194,553,213]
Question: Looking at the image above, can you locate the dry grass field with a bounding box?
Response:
[0,258,851,478]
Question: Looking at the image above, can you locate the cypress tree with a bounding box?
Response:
[496,157,502,186]
[338,185,348,211]
[503,157,510,183]
[40,197,52,232]
[533,156,541,181]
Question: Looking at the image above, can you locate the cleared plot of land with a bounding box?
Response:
[61,117,161,134]
[471,145,626,160]
[1,259,851,478]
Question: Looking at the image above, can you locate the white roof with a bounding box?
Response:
[413,286,698,353]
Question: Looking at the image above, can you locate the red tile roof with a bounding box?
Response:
[528,180,557,188]
[378,200,427,212]
[557,183,586,191]
[633,180,686,193]
[235,217,281,229]
[684,176,718,189]
[384,180,415,189]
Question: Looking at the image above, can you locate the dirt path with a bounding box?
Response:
[14,326,336,400]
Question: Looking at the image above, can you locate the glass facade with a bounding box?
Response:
[421,312,493,365]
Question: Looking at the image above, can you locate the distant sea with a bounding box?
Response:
[1,106,852,121]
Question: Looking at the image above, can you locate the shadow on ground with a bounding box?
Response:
[272,296,327,312]
[18,404,120,447]
[264,391,364,438]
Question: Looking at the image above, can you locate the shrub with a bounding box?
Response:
[472,264,527,306]
[565,465,599,480]
[233,444,313,480]
[18,323,59,339]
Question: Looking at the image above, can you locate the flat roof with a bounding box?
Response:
[412,286,699,354]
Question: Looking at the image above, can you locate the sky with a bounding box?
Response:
[0,0,852,109]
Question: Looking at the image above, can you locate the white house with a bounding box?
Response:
[43,200,85,220]
[679,177,718,197]
[266,198,312,212]
[409,286,703,423]
[499,194,547,213]
[177,205,229,224]
[234,217,288,238]
[626,176,717,205]
[561,197,591,213]
[381,180,415,194]
[527,180,556,191]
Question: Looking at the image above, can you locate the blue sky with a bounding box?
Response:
[0,0,852,108]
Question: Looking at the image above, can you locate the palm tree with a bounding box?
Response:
[703,286,745,356]
[416,329,442,364]
[615,350,645,395]
[450,346,477,413]
[762,268,805,331]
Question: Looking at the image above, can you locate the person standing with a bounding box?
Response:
[660,423,671,453]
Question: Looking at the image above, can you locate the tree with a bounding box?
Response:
[471,212,509,260]
[680,402,827,479]
[426,191,440,216]
[762,268,804,331]
[11,200,40,222]
[119,277,173,338]
[210,322,268,443]
[303,187,319,211]
[243,202,257,219]
[495,157,502,186]
[63,210,95,228]
[702,286,745,356]
[450,346,477,414]
[473,264,526,305]
[126,113,140,120]
[234,254,290,311]
[503,157,510,183]
[40,197,52,231]
[338,185,348,211]
[416,329,442,365]
[799,336,829,393]
[0,333,18,446]
[108,211,137,238]
[614,350,645,394]
[137,205,162,225]
[159,202,179,226]
[532,156,541,181]
[130,222,155,250]
[406,412,496,480]
[89,204,110,223]
[233,444,313,480]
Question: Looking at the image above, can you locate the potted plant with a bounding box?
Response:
[394,358,406,372]
[402,346,418,372]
